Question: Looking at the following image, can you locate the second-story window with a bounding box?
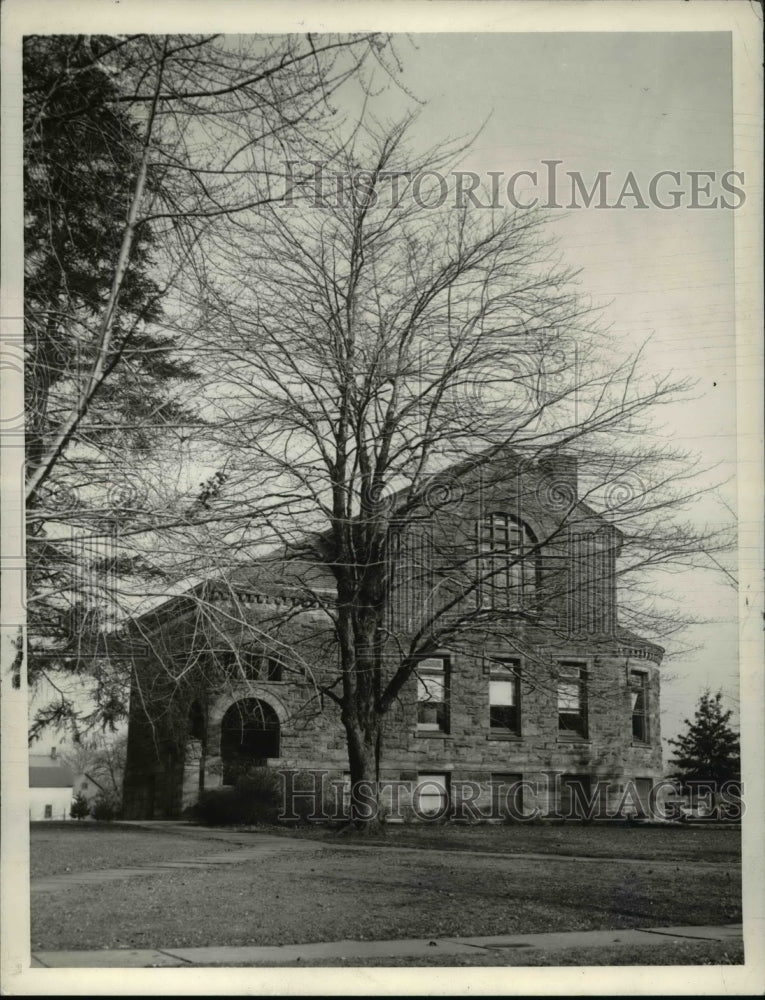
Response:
[479,513,537,609]
[489,659,521,735]
[558,662,588,738]
[629,670,648,743]
[416,657,449,733]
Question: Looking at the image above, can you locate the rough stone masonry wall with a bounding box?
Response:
[370,641,662,817]
[123,455,664,819]
[125,612,662,820]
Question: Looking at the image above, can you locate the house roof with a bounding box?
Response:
[29,758,74,788]
[116,447,623,635]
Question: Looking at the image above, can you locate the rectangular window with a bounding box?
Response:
[417,658,449,732]
[241,649,262,679]
[558,662,587,737]
[213,649,237,673]
[44,804,52,819]
[416,773,449,818]
[265,656,283,682]
[489,660,521,734]
[560,773,592,818]
[220,648,283,682]
[634,777,653,817]
[491,772,524,818]
[478,514,536,610]
[629,670,648,742]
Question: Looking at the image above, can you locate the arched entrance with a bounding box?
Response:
[220,698,280,784]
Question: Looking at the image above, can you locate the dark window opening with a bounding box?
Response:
[265,656,283,682]
[634,777,653,817]
[241,649,262,679]
[489,659,521,734]
[416,658,449,733]
[44,804,52,819]
[211,647,284,682]
[629,670,648,742]
[558,662,588,737]
[560,774,593,818]
[221,698,280,784]
[188,699,206,742]
[479,513,537,610]
[491,772,524,817]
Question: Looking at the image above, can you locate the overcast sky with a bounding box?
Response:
[339,31,742,746]
[15,26,749,750]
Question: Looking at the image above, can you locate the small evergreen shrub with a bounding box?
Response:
[70,792,90,820]
[193,769,282,826]
[90,794,119,821]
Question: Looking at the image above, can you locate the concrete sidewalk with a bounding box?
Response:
[31,924,743,968]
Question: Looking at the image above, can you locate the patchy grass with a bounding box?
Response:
[212,940,745,967]
[31,834,742,953]
[30,820,742,880]
[254,820,742,864]
[29,822,248,878]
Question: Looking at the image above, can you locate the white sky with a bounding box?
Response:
[332,31,743,747]
[19,30,747,751]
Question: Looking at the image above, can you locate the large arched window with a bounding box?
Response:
[220,698,280,784]
[479,513,537,609]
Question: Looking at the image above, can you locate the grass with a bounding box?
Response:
[30,823,742,955]
[265,819,742,863]
[29,822,248,878]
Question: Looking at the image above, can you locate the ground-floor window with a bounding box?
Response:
[415,773,450,819]
[559,773,593,818]
[44,804,52,819]
[633,776,653,817]
[490,772,524,818]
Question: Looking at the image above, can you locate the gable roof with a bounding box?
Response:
[29,758,74,788]
[118,447,619,633]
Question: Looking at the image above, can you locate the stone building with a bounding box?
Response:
[121,451,664,821]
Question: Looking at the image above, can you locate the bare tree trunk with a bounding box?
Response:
[342,706,383,829]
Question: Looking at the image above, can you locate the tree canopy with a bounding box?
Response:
[23,32,392,737]
[125,121,728,807]
[667,690,740,788]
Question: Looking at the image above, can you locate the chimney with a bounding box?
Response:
[537,452,578,501]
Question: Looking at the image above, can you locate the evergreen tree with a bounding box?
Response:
[70,791,90,820]
[23,35,195,727]
[23,35,197,479]
[22,33,393,738]
[668,690,740,789]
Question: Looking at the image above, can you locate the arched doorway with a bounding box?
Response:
[220,698,280,784]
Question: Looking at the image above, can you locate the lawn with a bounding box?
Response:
[29,822,249,878]
[266,819,742,863]
[30,822,742,957]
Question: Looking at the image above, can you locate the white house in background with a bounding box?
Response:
[72,771,106,808]
[29,749,74,821]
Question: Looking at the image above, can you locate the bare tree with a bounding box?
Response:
[156,121,729,818]
[23,33,395,729]
[62,733,127,802]
[25,32,391,504]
